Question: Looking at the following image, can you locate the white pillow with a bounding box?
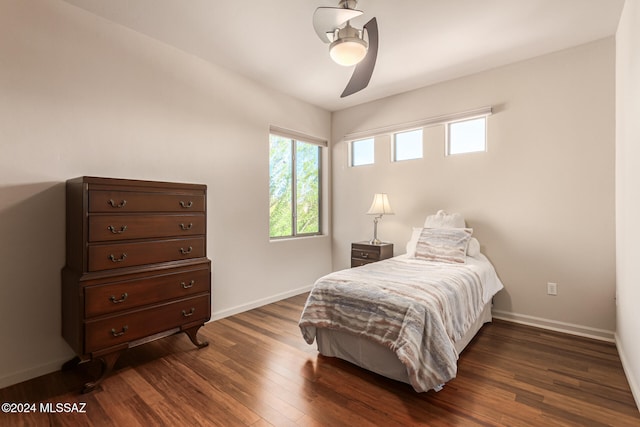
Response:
[405,227,423,256]
[424,210,466,229]
[467,237,480,258]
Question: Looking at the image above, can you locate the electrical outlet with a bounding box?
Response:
[547,282,558,296]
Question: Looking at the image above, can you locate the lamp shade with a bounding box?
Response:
[367,193,394,216]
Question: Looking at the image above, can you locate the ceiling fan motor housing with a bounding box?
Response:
[332,23,366,48]
[330,23,368,66]
[339,0,359,10]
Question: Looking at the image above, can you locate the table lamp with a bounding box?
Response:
[366,193,393,244]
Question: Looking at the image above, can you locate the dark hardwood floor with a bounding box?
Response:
[1,293,638,426]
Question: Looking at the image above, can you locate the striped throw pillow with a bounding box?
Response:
[414,227,473,264]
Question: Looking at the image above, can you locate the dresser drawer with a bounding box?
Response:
[88,237,205,271]
[89,190,205,213]
[85,294,210,353]
[89,214,205,242]
[85,266,210,317]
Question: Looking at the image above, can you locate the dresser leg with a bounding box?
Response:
[82,351,122,394]
[61,356,82,371]
[183,324,209,349]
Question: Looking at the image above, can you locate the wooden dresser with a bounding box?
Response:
[61,176,211,392]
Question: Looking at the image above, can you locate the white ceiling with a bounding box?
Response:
[62,0,624,112]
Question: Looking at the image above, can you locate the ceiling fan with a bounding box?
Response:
[312,0,378,98]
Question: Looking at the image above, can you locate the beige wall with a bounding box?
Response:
[0,0,627,395]
[616,0,640,408]
[0,0,332,388]
[331,38,616,339]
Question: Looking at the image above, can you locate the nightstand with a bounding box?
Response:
[351,241,394,267]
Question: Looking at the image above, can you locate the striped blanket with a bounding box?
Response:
[299,257,485,392]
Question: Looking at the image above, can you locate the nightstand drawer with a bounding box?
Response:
[351,246,383,261]
[351,258,376,268]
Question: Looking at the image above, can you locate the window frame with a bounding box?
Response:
[269,132,323,240]
[446,116,488,156]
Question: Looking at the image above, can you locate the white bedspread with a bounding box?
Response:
[299,254,503,392]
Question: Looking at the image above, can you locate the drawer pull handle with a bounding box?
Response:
[179,246,193,255]
[107,225,128,234]
[108,253,127,263]
[107,199,127,208]
[360,252,368,258]
[180,223,193,230]
[109,293,128,303]
[181,280,195,289]
[111,326,128,337]
[179,201,193,208]
[182,308,195,317]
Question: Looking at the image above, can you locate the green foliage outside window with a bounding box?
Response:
[269,135,293,237]
[269,135,321,238]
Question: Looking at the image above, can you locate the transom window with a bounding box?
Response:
[350,138,375,167]
[393,129,423,161]
[447,117,487,155]
[269,133,322,239]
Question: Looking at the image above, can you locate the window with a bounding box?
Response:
[393,129,423,161]
[269,133,321,238]
[350,138,374,166]
[447,117,487,155]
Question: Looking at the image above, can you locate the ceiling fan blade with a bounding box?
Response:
[313,7,363,43]
[341,17,378,97]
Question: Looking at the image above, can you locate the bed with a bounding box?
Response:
[298,211,504,392]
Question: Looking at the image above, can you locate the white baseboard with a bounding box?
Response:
[492,310,615,342]
[0,356,72,390]
[210,284,312,322]
[615,334,640,411]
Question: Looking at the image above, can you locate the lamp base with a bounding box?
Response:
[370,215,383,246]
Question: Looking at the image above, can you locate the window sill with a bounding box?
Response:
[269,234,328,243]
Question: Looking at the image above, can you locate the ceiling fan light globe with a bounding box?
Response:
[330,37,368,66]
